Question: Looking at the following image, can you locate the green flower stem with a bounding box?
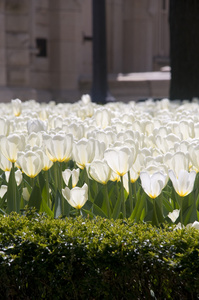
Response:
[120,175,126,218]
[128,171,133,213]
[44,170,50,207]
[53,162,58,189]
[176,193,183,225]
[153,197,159,226]
[104,183,110,219]
[133,181,137,205]
[180,196,184,225]
[9,162,17,213]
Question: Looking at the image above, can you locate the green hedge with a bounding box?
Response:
[0,212,199,299]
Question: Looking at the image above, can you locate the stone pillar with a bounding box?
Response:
[5,0,31,86]
[49,0,82,102]
[0,0,6,86]
[107,0,123,73]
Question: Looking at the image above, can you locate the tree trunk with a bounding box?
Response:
[169,0,199,100]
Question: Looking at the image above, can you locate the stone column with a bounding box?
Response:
[5,0,31,86]
[107,0,123,73]
[49,0,82,102]
[0,0,6,86]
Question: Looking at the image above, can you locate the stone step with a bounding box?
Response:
[79,71,171,102]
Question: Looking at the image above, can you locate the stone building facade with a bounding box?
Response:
[0,0,170,102]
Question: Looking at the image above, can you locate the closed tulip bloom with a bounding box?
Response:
[81,94,91,104]
[5,169,23,186]
[0,134,25,163]
[104,146,135,176]
[0,118,10,136]
[27,119,47,134]
[43,133,73,162]
[0,153,12,171]
[140,171,167,199]
[17,150,44,178]
[62,168,80,187]
[27,132,43,148]
[11,98,22,117]
[42,151,53,171]
[169,169,196,197]
[164,152,190,177]
[72,138,95,169]
[62,183,88,209]
[94,108,112,128]
[88,160,112,184]
[0,185,7,198]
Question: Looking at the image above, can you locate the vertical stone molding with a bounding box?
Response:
[5,0,31,86]
[49,0,82,101]
[0,0,6,86]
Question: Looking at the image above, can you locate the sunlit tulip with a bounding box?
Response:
[27,119,47,134]
[189,144,199,172]
[140,171,167,199]
[62,168,80,188]
[17,150,44,178]
[0,153,12,171]
[173,120,194,140]
[43,133,73,162]
[168,209,180,223]
[11,98,22,116]
[94,108,112,128]
[164,152,190,177]
[62,122,84,140]
[72,138,95,169]
[169,169,196,197]
[88,159,112,184]
[27,132,43,148]
[104,146,135,176]
[22,187,30,201]
[155,133,181,153]
[81,94,91,104]
[5,169,22,186]
[0,134,25,163]
[42,151,53,171]
[0,185,7,198]
[0,118,10,136]
[62,183,88,209]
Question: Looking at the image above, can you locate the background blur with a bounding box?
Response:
[0,0,170,103]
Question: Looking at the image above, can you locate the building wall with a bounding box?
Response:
[0,0,170,102]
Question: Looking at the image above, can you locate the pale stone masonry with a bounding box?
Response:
[0,0,170,103]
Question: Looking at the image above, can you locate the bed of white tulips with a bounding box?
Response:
[1,95,199,226]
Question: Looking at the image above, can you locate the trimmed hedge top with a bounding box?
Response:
[0,212,199,299]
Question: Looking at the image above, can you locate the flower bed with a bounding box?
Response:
[0,96,199,225]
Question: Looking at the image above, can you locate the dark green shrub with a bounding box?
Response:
[0,212,199,299]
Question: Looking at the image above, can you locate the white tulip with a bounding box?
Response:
[169,169,196,197]
[168,209,180,223]
[72,138,95,169]
[43,133,73,162]
[0,134,25,163]
[5,169,22,186]
[104,146,135,176]
[0,185,7,198]
[27,119,47,134]
[94,108,112,128]
[17,149,44,178]
[88,159,112,184]
[0,153,12,171]
[0,118,10,136]
[164,152,190,177]
[140,171,167,199]
[11,98,22,117]
[62,168,80,188]
[62,183,88,209]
